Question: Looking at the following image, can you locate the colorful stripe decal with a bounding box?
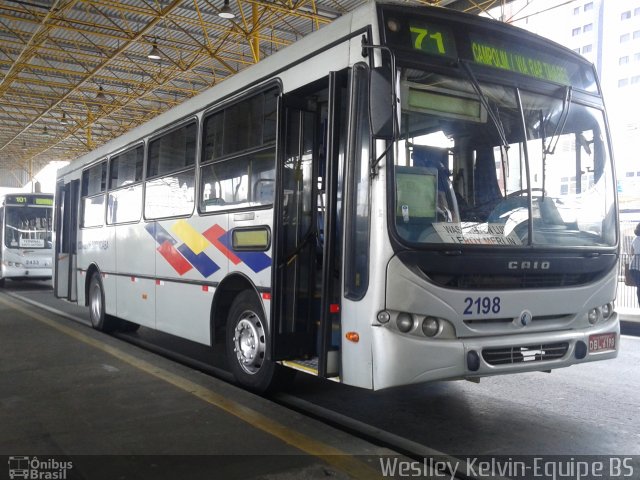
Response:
[157,240,193,275]
[215,230,271,273]
[172,220,210,255]
[177,244,220,277]
[145,222,176,245]
[202,224,242,265]
[146,221,271,277]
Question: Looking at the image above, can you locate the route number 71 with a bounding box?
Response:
[410,27,446,54]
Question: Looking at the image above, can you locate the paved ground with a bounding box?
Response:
[4,279,640,463]
[0,285,391,480]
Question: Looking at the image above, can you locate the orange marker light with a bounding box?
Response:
[345,331,359,343]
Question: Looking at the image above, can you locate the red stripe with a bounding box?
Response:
[202,224,242,265]
[157,241,192,275]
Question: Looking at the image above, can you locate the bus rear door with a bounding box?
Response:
[54,179,79,301]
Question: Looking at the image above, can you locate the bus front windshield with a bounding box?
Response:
[393,70,616,248]
[4,206,53,249]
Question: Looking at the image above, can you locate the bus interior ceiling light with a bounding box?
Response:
[148,41,161,61]
[218,0,235,19]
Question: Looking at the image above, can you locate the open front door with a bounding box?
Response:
[271,72,347,378]
[54,179,79,300]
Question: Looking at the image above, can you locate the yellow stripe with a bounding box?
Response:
[0,295,382,480]
[171,219,209,255]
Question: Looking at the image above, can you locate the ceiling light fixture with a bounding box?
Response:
[43,125,49,136]
[61,112,68,125]
[147,40,162,60]
[218,0,235,19]
[96,85,106,100]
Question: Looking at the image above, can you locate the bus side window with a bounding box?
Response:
[199,88,278,213]
[145,121,197,219]
[81,161,107,228]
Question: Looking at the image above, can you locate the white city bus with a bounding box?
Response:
[0,193,54,287]
[54,2,619,392]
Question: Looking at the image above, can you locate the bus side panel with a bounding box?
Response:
[115,222,156,329]
[156,282,212,344]
[77,226,116,312]
[227,208,273,291]
[154,214,229,345]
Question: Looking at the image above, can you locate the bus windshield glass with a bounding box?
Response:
[392,70,616,248]
[4,205,53,249]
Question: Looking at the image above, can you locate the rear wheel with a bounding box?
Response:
[88,272,118,332]
[226,290,293,393]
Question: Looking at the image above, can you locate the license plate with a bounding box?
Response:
[588,333,616,353]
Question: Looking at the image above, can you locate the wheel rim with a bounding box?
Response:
[232,310,266,375]
[90,280,102,326]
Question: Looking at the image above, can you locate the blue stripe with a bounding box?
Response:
[235,251,272,273]
[177,244,220,278]
[145,222,176,246]
[218,231,271,273]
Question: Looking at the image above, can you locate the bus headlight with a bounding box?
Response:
[588,308,599,325]
[421,317,440,337]
[601,303,613,320]
[396,312,414,333]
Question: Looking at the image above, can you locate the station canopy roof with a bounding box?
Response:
[0,0,505,187]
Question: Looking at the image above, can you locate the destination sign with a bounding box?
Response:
[380,5,597,92]
[4,194,54,207]
[470,37,570,85]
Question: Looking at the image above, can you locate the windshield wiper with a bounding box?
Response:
[543,85,572,155]
[460,61,510,152]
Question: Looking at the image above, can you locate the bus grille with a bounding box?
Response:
[429,273,596,289]
[482,342,569,366]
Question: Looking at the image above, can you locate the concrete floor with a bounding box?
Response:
[3,279,640,478]
[0,290,390,480]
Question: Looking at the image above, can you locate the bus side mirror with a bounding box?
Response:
[369,67,399,139]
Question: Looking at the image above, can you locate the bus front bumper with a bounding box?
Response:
[371,313,619,390]
[1,264,52,281]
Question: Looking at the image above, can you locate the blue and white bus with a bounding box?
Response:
[54,2,619,392]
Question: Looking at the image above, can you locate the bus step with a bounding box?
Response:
[282,357,319,375]
[281,352,340,380]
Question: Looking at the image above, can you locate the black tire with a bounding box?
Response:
[88,272,118,332]
[0,277,5,288]
[226,290,293,393]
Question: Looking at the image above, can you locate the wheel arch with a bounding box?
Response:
[210,273,265,348]
[84,263,102,307]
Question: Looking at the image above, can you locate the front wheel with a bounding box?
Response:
[88,272,118,332]
[226,291,293,393]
